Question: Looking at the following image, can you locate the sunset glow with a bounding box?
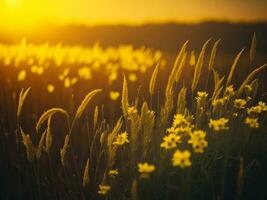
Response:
[1,0,267,30]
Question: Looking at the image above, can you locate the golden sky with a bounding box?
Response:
[1,0,267,30]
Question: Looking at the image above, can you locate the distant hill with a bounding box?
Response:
[1,22,267,54]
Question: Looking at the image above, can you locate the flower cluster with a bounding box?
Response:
[113,132,130,146]
[209,118,229,131]
[172,150,192,168]
[138,163,155,178]
[98,184,111,195]
[188,130,208,153]
[245,117,259,128]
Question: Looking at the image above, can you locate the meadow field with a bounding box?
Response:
[0,34,267,200]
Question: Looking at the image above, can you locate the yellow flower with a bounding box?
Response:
[166,127,178,134]
[110,91,120,101]
[78,66,92,80]
[234,99,247,109]
[188,130,208,153]
[98,184,111,195]
[127,106,138,115]
[160,133,181,150]
[47,84,55,93]
[247,106,261,116]
[225,85,235,96]
[209,118,229,131]
[245,117,259,128]
[108,71,118,83]
[18,70,26,81]
[212,97,228,107]
[172,150,192,168]
[109,169,119,177]
[172,114,190,128]
[113,131,130,146]
[138,162,155,174]
[244,84,253,93]
[71,77,78,85]
[258,101,267,112]
[196,91,208,101]
[128,73,137,82]
[64,77,71,88]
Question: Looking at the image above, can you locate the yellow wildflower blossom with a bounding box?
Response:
[258,101,267,112]
[234,99,247,109]
[113,132,130,146]
[188,130,208,153]
[196,91,208,100]
[128,73,137,82]
[225,85,235,96]
[138,162,155,175]
[109,169,119,177]
[110,91,120,101]
[127,106,138,115]
[47,84,55,93]
[212,97,228,107]
[172,150,192,168]
[244,84,253,93]
[160,133,181,150]
[247,106,261,115]
[172,114,190,128]
[78,67,92,80]
[98,184,111,195]
[209,118,229,131]
[245,117,259,128]
[64,77,71,88]
[18,70,26,81]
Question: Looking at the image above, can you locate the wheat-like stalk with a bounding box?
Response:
[238,63,267,96]
[121,75,129,117]
[166,40,189,96]
[208,39,221,71]
[175,52,187,82]
[160,41,189,126]
[191,39,211,92]
[250,32,256,64]
[212,69,225,100]
[36,130,46,160]
[82,158,90,188]
[17,87,31,120]
[107,117,123,168]
[21,128,36,162]
[226,48,245,87]
[36,108,68,132]
[176,87,187,114]
[74,89,102,120]
[107,117,123,147]
[60,134,70,167]
[140,102,155,159]
[149,62,160,96]
[93,106,99,130]
[45,116,53,153]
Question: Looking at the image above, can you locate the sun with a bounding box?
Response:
[6,0,20,8]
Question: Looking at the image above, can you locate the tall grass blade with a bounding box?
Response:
[82,158,90,188]
[208,39,221,71]
[149,62,160,96]
[250,32,256,64]
[238,63,267,96]
[36,108,68,132]
[191,39,211,92]
[17,87,31,120]
[226,48,245,87]
[74,89,102,120]
[122,75,129,117]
